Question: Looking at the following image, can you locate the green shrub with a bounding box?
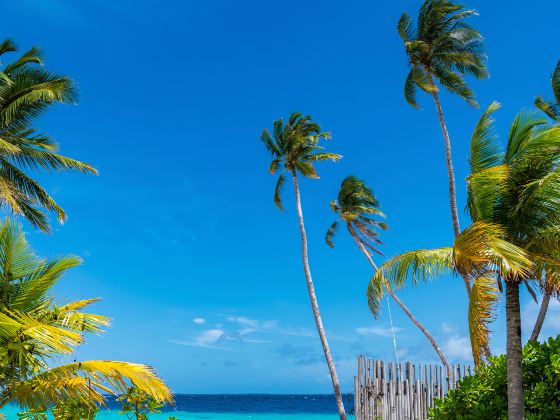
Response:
[430,335,560,419]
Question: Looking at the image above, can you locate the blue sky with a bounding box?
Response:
[3,0,560,393]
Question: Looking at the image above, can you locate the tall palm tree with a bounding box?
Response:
[368,102,560,419]
[0,218,173,412]
[326,175,449,369]
[398,0,488,295]
[531,59,560,342]
[261,112,346,420]
[0,39,97,232]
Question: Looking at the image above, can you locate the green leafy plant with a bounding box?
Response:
[429,335,560,419]
[118,386,165,420]
[52,399,99,419]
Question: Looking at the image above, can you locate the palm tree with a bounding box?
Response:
[260,112,346,420]
[368,102,560,419]
[398,0,488,295]
[0,218,173,413]
[326,175,449,369]
[0,39,97,232]
[530,59,560,342]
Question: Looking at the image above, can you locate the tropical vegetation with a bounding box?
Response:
[429,335,560,419]
[368,101,560,418]
[0,219,173,415]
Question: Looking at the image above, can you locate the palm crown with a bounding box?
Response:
[260,112,341,210]
[0,218,172,410]
[0,39,97,232]
[326,175,388,255]
[398,0,488,108]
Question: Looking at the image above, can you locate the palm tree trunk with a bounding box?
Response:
[506,280,525,419]
[429,84,471,297]
[351,232,450,370]
[530,289,551,343]
[290,170,346,420]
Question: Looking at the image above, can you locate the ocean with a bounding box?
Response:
[1,394,355,419]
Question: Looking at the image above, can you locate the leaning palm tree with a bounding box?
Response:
[0,39,97,232]
[398,0,488,295]
[369,102,560,419]
[326,175,449,369]
[260,112,346,420]
[0,218,173,413]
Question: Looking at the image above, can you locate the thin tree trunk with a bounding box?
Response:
[506,280,525,419]
[351,231,450,370]
[290,170,346,420]
[429,83,472,297]
[530,289,551,343]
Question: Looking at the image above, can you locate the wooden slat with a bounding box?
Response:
[354,357,472,419]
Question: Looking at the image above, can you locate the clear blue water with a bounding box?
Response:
[1,394,355,419]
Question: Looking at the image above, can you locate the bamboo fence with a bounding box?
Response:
[353,356,472,419]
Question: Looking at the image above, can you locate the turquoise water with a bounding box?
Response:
[1,408,342,419]
[1,394,352,419]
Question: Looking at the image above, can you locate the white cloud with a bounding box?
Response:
[170,329,229,350]
[193,318,206,325]
[442,322,456,334]
[196,329,224,346]
[444,335,472,361]
[356,326,402,337]
[226,316,259,328]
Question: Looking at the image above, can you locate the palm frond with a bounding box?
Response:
[325,221,338,248]
[368,247,453,317]
[466,164,508,222]
[552,59,560,104]
[453,222,533,280]
[6,361,173,409]
[273,174,285,211]
[468,277,498,367]
[0,39,17,56]
[469,101,502,173]
[535,96,560,121]
[397,13,415,42]
[404,68,420,109]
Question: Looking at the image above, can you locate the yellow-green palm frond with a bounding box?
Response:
[6,360,173,409]
[468,277,498,367]
[0,310,83,356]
[453,222,532,280]
[34,299,111,335]
[11,256,83,312]
[0,219,82,311]
[466,164,509,222]
[469,101,502,174]
[505,109,548,163]
[368,247,453,317]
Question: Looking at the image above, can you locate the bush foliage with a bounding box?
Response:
[430,335,560,419]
